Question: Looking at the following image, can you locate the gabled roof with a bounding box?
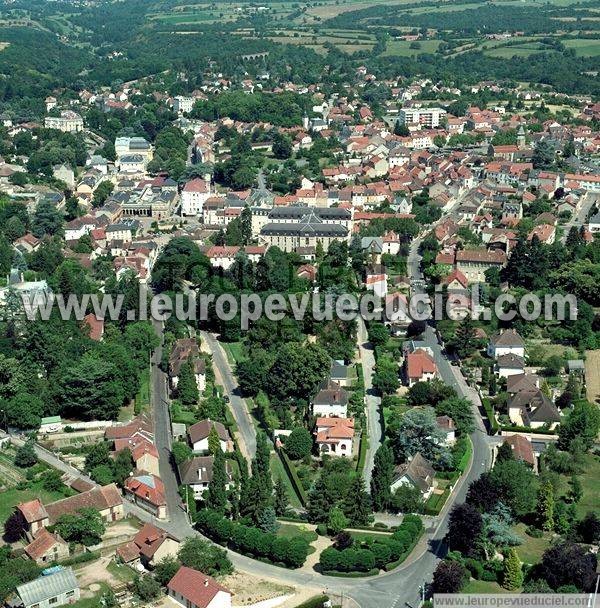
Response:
[490,329,524,348]
[167,566,231,608]
[124,474,166,507]
[406,349,437,380]
[24,529,66,561]
[188,419,230,445]
[45,484,123,524]
[496,353,525,369]
[393,452,435,493]
[313,379,348,407]
[503,434,535,466]
[17,499,48,524]
[18,568,78,606]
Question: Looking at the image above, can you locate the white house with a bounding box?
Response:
[181,178,211,216]
[390,452,436,499]
[315,417,355,458]
[487,329,525,359]
[404,349,437,387]
[168,566,232,608]
[187,419,231,454]
[179,456,233,500]
[496,353,525,378]
[311,379,348,418]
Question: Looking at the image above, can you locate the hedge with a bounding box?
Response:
[322,569,379,578]
[279,448,308,506]
[482,398,499,435]
[294,597,330,608]
[500,424,557,435]
[355,431,368,474]
[59,551,100,566]
[196,509,310,569]
[319,515,423,574]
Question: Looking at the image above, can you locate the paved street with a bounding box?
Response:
[561,191,598,242]
[357,316,382,488]
[200,330,257,460]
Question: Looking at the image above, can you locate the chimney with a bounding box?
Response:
[204,580,209,587]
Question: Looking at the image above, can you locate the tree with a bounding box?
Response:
[394,122,410,137]
[85,442,111,472]
[273,477,289,517]
[55,508,106,546]
[272,133,292,159]
[327,507,349,535]
[391,485,423,514]
[257,506,279,533]
[537,480,555,531]
[92,181,114,208]
[177,359,199,406]
[14,441,37,468]
[206,449,228,513]
[496,442,514,463]
[578,512,600,544]
[540,542,597,591]
[435,397,475,434]
[446,503,483,557]
[453,316,477,359]
[372,356,399,395]
[5,393,44,430]
[568,474,583,504]
[284,427,313,460]
[32,200,63,238]
[3,511,26,542]
[371,443,394,512]
[112,449,134,486]
[90,464,114,486]
[133,575,161,601]
[390,407,449,464]
[207,426,221,456]
[432,560,468,593]
[172,441,192,466]
[251,432,273,508]
[489,459,538,517]
[502,548,523,590]
[178,537,233,576]
[533,140,555,169]
[154,556,181,587]
[367,322,390,348]
[342,476,372,527]
[558,400,600,452]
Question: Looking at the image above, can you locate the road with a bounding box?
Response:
[561,192,598,242]
[200,330,257,460]
[357,316,382,489]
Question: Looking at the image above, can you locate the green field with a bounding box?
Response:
[222,341,246,365]
[277,522,318,543]
[0,481,71,525]
[562,38,600,56]
[270,452,302,509]
[383,39,443,57]
[556,452,600,517]
[464,580,512,594]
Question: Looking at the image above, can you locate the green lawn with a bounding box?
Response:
[170,401,197,425]
[464,580,512,593]
[0,481,71,524]
[277,523,318,544]
[134,368,150,415]
[106,560,137,583]
[556,452,600,517]
[512,523,553,564]
[222,341,246,364]
[270,452,302,509]
[350,531,393,543]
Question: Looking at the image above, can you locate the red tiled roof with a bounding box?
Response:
[168,566,231,608]
[17,499,48,523]
[24,529,65,561]
[83,313,104,341]
[124,474,166,507]
[44,484,122,524]
[406,349,437,380]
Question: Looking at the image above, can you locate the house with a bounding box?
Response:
[105,413,154,445]
[124,474,168,520]
[329,360,350,387]
[188,419,232,454]
[506,373,540,395]
[501,434,535,468]
[24,529,69,565]
[365,265,388,297]
[507,387,561,429]
[404,348,437,387]
[17,567,79,608]
[167,566,232,608]
[169,338,206,393]
[487,329,525,359]
[117,523,180,569]
[496,353,525,378]
[456,249,506,283]
[181,178,211,216]
[16,485,124,540]
[436,416,456,445]
[315,417,355,458]
[312,379,349,418]
[390,452,436,499]
[178,456,233,500]
[83,313,104,341]
[114,435,160,476]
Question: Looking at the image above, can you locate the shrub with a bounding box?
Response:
[525,526,543,538]
[464,558,484,580]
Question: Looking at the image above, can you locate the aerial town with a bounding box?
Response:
[0,1,599,608]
